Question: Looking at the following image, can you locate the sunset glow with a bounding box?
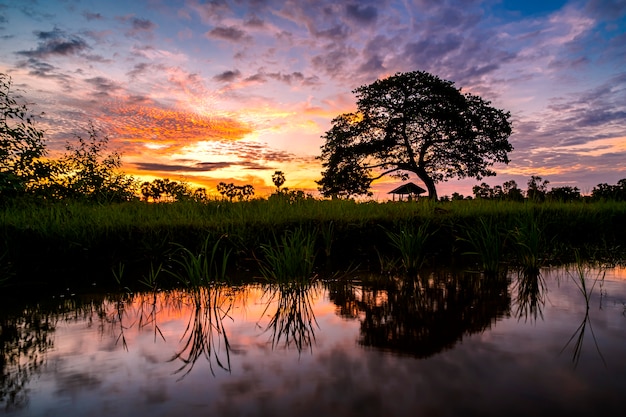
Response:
[1,0,624,197]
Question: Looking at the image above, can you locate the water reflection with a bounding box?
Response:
[2,267,625,415]
[513,270,546,322]
[260,282,320,353]
[560,264,608,367]
[0,306,53,409]
[0,295,108,410]
[329,271,511,357]
[169,286,235,379]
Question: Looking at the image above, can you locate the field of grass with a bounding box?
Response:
[1,198,625,288]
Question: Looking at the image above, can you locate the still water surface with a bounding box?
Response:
[2,266,625,416]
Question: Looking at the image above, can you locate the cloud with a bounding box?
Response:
[584,0,626,20]
[188,1,234,25]
[345,3,378,24]
[134,161,232,172]
[16,28,90,59]
[206,26,250,42]
[84,76,122,96]
[16,57,57,77]
[130,17,156,32]
[82,11,104,21]
[117,16,158,37]
[543,72,626,142]
[244,15,265,28]
[133,160,273,173]
[214,69,242,83]
[127,62,153,79]
[103,103,254,148]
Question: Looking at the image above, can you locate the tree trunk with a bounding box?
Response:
[415,168,437,201]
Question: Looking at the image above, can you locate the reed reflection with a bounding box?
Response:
[170,286,234,379]
[513,270,546,322]
[328,271,511,357]
[259,282,320,354]
[560,261,607,367]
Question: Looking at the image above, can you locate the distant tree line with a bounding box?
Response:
[439,175,626,202]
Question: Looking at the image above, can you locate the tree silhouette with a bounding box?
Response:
[317,70,513,200]
[272,170,286,193]
[217,182,254,201]
[0,73,48,200]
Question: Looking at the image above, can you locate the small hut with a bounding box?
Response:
[388,182,426,201]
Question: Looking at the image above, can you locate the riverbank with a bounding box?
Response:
[2,198,625,289]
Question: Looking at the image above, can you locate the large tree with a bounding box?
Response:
[317,71,513,200]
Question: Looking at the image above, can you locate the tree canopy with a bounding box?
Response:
[317,70,513,200]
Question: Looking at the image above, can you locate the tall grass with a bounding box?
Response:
[169,234,231,287]
[1,198,625,286]
[383,220,433,273]
[258,227,317,283]
[459,217,505,276]
[510,213,546,275]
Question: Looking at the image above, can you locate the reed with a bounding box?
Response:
[568,250,605,308]
[169,234,231,287]
[258,227,317,283]
[510,213,545,275]
[318,221,335,261]
[138,262,163,291]
[383,220,433,273]
[459,217,505,276]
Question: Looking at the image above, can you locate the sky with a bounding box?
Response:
[1,0,625,199]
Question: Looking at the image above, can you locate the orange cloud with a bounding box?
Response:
[103,102,253,149]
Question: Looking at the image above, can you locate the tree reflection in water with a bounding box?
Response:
[328,271,511,358]
[0,307,54,410]
[260,282,320,354]
[0,295,106,411]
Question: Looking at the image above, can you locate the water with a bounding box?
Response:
[2,266,625,416]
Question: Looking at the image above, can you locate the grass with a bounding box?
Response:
[1,198,625,287]
[383,220,433,273]
[458,217,505,276]
[510,213,546,275]
[258,227,317,283]
[168,234,231,287]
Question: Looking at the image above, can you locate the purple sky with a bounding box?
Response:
[1,0,625,198]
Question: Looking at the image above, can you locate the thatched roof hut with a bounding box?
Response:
[388,182,426,201]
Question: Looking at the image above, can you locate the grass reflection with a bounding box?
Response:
[514,270,546,322]
[560,259,607,367]
[259,282,320,354]
[169,286,234,379]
